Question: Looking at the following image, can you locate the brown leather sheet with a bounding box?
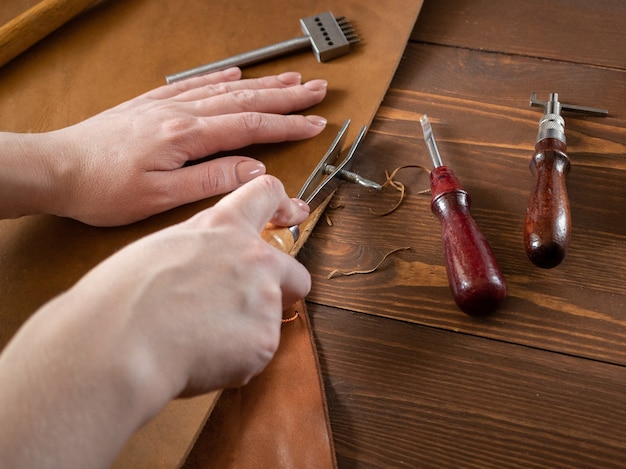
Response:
[0,0,423,467]
[184,300,337,468]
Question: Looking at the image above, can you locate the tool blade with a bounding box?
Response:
[300,121,367,212]
[420,114,444,168]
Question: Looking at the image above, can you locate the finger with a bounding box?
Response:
[186,114,327,157]
[184,79,328,117]
[190,175,312,305]
[211,175,310,234]
[150,157,267,209]
[147,69,304,102]
[279,257,312,308]
[171,71,305,103]
[270,198,310,226]
[145,67,243,100]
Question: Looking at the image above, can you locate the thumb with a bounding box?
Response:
[208,175,310,234]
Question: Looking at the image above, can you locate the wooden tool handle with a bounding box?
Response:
[261,225,298,254]
[0,0,100,68]
[524,139,571,268]
[430,166,507,316]
[261,192,335,257]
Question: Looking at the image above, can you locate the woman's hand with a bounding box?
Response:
[0,175,311,468]
[0,67,327,226]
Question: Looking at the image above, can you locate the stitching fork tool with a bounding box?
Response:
[261,119,381,254]
[166,11,359,83]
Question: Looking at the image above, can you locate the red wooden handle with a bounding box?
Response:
[524,139,571,268]
[430,166,506,316]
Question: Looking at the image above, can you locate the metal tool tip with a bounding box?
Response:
[339,22,359,43]
[420,114,443,168]
[420,114,432,136]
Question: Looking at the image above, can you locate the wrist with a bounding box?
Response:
[0,131,70,220]
[54,286,179,427]
[0,287,177,467]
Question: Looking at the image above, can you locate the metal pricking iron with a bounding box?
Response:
[166,11,360,83]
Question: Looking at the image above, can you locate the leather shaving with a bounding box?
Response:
[326,247,411,279]
[372,165,431,216]
[325,202,345,226]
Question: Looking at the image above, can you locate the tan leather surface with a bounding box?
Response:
[184,300,337,468]
[112,392,220,469]
[0,0,423,467]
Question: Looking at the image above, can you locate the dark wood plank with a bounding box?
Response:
[411,0,626,70]
[310,303,626,469]
[299,43,626,363]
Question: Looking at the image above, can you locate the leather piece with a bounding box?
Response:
[184,300,337,468]
[0,0,424,467]
[112,392,220,469]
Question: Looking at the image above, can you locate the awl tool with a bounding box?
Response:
[166,11,359,83]
[525,92,608,268]
[420,115,506,316]
[262,119,377,254]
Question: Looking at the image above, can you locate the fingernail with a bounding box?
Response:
[303,79,328,91]
[222,67,241,79]
[293,198,310,214]
[305,115,327,127]
[277,72,302,86]
[235,160,266,184]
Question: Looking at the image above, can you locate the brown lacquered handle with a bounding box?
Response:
[260,192,335,257]
[0,0,100,68]
[524,140,571,268]
[430,167,506,316]
[261,225,298,254]
[432,192,507,316]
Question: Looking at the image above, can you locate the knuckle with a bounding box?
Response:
[162,115,197,135]
[249,174,286,206]
[254,173,283,194]
[206,204,239,228]
[201,165,229,196]
[248,237,281,268]
[207,82,232,96]
[240,112,264,135]
[230,89,259,110]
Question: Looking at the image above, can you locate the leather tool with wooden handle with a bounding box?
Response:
[420,115,507,316]
[525,92,608,268]
[0,0,100,68]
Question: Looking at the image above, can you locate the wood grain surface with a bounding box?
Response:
[302,0,626,467]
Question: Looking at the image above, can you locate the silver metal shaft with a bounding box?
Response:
[166,36,311,83]
[324,165,382,191]
[530,92,608,117]
[420,114,444,168]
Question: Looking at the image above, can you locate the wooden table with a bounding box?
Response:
[301,0,626,467]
